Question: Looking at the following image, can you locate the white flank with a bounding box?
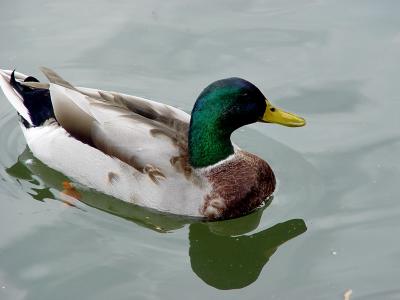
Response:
[22,122,207,217]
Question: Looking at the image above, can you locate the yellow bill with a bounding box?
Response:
[260,100,306,127]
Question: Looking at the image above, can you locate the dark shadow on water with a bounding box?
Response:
[7,146,307,290]
[189,218,306,290]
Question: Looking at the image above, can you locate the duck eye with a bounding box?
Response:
[270,107,276,112]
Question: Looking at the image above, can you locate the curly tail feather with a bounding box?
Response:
[0,69,55,127]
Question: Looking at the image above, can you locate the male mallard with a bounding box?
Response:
[0,68,305,220]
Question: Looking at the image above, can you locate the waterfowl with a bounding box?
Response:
[0,68,305,220]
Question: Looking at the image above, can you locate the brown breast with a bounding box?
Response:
[201,151,276,220]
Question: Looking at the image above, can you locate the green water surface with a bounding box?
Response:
[0,1,399,299]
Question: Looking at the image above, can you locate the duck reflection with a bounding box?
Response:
[189,218,306,289]
[7,147,307,289]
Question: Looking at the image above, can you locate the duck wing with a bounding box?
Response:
[41,67,191,179]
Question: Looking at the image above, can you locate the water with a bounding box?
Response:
[0,0,399,299]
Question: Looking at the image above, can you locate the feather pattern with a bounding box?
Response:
[41,69,191,177]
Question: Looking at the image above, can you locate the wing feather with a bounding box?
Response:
[43,67,191,176]
[49,84,95,144]
[40,67,77,90]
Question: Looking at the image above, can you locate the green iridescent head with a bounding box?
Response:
[188,78,305,168]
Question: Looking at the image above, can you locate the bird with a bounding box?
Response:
[0,68,305,220]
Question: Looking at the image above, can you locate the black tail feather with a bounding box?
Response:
[10,71,55,127]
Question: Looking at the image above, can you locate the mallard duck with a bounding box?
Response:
[0,68,305,220]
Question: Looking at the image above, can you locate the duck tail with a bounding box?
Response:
[0,69,55,127]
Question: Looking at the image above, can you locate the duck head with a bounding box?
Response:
[189,78,305,168]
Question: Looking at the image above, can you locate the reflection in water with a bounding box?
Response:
[189,218,306,290]
[7,147,307,290]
